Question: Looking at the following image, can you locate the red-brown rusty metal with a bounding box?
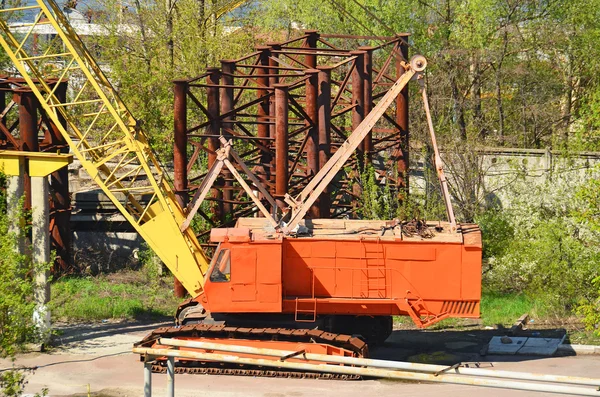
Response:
[359,47,373,165]
[351,50,365,167]
[274,84,288,210]
[317,66,332,218]
[395,39,409,200]
[173,79,188,298]
[179,32,413,229]
[206,68,222,222]
[305,69,319,217]
[16,88,39,211]
[256,46,272,209]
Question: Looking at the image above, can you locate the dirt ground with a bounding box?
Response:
[2,320,600,397]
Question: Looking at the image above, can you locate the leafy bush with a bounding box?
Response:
[573,166,600,333]
[477,164,600,315]
[0,174,36,358]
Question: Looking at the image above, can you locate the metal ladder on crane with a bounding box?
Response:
[0,0,209,295]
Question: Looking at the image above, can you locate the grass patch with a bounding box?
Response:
[51,269,182,322]
[480,291,545,326]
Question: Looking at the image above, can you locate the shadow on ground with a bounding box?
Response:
[51,320,172,349]
[371,326,569,366]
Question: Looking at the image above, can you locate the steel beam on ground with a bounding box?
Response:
[136,345,600,397]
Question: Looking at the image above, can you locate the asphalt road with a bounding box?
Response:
[2,321,599,397]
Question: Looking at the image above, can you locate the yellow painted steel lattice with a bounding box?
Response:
[0,0,208,295]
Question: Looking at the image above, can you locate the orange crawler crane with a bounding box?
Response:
[0,1,481,376]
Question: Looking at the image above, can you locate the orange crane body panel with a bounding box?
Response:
[202,219,481,327]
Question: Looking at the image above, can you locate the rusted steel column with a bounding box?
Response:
[359,46,374,165]
[351,50,366,167]
[267,43,281,193]
[305,69,320,218]
[274,84,288,210]
[220,60,235,220]
[304,31,320,218]
[173,79,188,298]
[206,67,222,220]
[304,30,319,68]
[317,66,332,218]
[395,38,410,200]
[48,81,71,273]
[16,88,39,211]
[256,46,272,211]
[173,79,189,209]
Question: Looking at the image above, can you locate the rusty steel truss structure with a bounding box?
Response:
[173,31,412,237]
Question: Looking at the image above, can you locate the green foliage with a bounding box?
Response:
[573,166,600,333]
[476,209,514,260]
[0,369,26,397]
[358,163,385,220]
[480,292,543,327]
[477,165,600,315]
[247,0,600,150]
[0,176,35,358]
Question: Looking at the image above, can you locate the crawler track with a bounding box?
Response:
[135,324,368,379]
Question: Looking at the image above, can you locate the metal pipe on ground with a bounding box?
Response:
[159,338,600,387]
[134,346,600,396]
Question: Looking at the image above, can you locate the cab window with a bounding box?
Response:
[209,248,231,282]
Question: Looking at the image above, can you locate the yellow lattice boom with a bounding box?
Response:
[0,0,209,295]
